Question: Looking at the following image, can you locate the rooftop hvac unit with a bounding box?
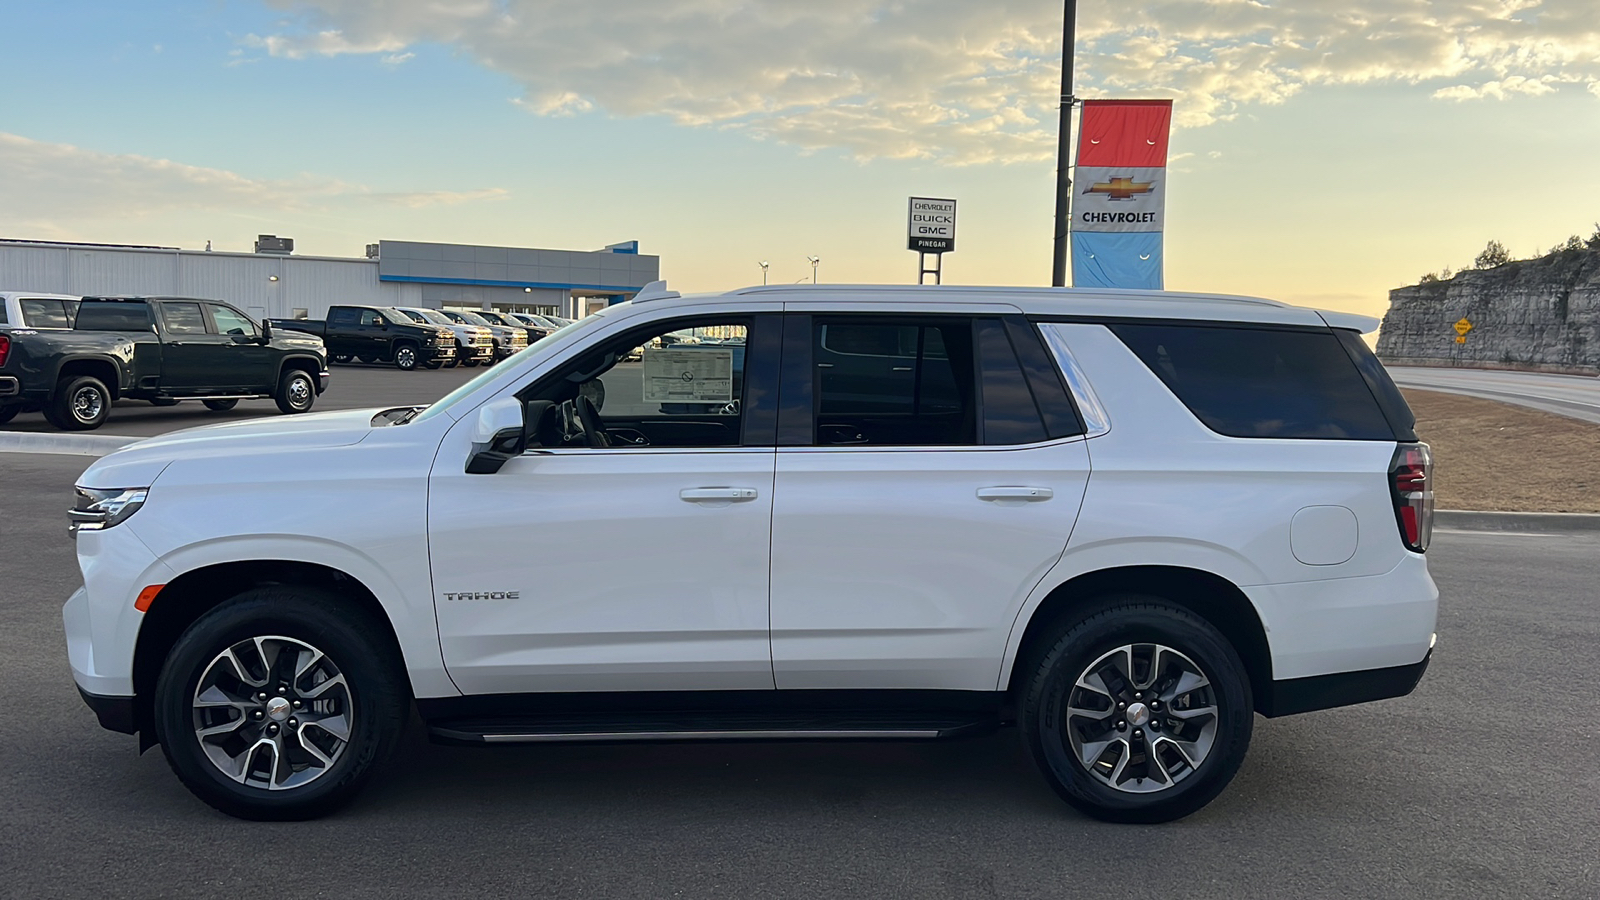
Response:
[255,234,294,255]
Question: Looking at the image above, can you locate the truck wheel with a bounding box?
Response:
[460,357,480,368]
[331,354,352,365]
[204,399,239,412]
[275,369,316,414]
[393,345,418,371]
[151,587,408,820]
[1019,597,1253,824]
[422,361,442,370]
[0,405,18,425]
[48,375,112,431]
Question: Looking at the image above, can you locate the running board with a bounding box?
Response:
[428,711,998,745]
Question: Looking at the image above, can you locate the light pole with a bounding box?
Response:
[807,255,819,283]
[758,260,769,285]
[1050,0,1078,287]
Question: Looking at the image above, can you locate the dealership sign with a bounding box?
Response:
[1071,99,1172,290]
[908,197,957,253]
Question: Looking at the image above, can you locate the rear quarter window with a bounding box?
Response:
[1109,323,1395,440]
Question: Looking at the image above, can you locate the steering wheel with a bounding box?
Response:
[575,395,610,448]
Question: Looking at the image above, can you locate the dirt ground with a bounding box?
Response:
[1403,388,1600,512]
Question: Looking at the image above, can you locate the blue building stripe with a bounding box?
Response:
[379,274,644,293]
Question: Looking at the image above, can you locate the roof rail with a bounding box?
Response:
[632,280,680,303]
[724,283,1288,307]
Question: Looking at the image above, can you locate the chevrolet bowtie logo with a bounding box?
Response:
[1085,177,1155,201]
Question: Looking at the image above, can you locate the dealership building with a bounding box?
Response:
[0,236,661,322]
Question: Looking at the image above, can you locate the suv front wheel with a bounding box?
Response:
[152,588,407,820]
[1020,597,1253,823]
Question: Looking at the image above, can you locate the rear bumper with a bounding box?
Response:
[77,686,137,734]
[0,375,18,397]
[1261,648,1432,717]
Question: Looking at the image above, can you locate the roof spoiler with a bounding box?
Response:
[1317,309,1380,334]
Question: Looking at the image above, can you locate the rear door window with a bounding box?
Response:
[329,308,359,326]
[20,298,73,329]
[812,318,976,445]
[74,302,153,331]
[1109,323,1395,440]
[161,302,211,335]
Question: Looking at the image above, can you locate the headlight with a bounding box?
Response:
[70,487,148,536]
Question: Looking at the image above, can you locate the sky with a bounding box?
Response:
[3,0,1599,319]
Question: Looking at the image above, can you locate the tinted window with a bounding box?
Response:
[162,302,209,335]
[209,304,258,337]
[1335,329,1417,441]
[75,301,153,331]
[20,298,72,329]
[1110,323,1394,440]
[976,319,1047,445]
[813,318,975,446]
[329,308,359,326]
[359,310,385,327]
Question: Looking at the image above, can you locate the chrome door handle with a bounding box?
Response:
[976,486,1053,502]
[892,366,913,372]
[680,487,759,503]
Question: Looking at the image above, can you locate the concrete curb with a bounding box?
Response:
[0,431,144,457]
[1435,509,1600,533]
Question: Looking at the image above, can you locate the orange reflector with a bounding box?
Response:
[134,584,165,613]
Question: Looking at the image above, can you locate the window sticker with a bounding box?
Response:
[642,348,734,402]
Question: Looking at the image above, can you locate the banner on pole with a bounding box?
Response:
[1071,99,1172,290]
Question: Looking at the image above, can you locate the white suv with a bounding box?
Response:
[63,284,1437,822]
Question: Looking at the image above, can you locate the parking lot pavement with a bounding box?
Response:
[0,363,485,438]
[2,452,1596,899]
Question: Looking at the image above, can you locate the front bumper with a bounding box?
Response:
[316,369,331,394]
[1261,647,1432,717]
[78,685,137,734]
[425,343,458,364]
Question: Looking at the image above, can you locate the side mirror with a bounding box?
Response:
[465,396,527,475]
[260,319,273,341]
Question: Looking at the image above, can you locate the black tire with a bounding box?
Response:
[357,356,374,364]
[275,368,316,415]
[203,399,239,412]
[460,357,479,368]
[0,405,19,425]
[1019,596,1253,824]
[331,354,353,364]
[47,375,111,431]
[422,360,442,370]
[152,588,408,821]
[393,344,418,371]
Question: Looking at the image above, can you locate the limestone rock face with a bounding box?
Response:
[1376,249,1600,372]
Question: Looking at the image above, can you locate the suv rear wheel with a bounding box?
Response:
[152,588,407,820]
[1020,597,1252,823]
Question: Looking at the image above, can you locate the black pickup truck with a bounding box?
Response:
[268,305,455,370]
[0,296,329,431]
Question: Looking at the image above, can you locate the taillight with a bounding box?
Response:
[1389,442,1433,552]
[0,334,10,367]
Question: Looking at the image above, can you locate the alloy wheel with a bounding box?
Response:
[191,635,354,791]
[72,386,104,423]
[1063,643,1219,794]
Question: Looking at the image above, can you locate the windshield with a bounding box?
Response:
[410,313,600,424]
[452,310,495,328]
[395,309,429,324]
[380,308,417,326]
[410,308,454,326]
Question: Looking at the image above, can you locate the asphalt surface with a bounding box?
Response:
[0,361,485,438]
[2,453,1597,898]
[1388,366,1600,425]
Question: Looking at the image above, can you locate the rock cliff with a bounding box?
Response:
[1377,248,1600,373]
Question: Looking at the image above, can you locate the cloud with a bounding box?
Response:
[0,131,506,231]
[241,0,1600,164]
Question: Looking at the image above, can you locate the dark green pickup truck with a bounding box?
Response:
[0,296,328,431]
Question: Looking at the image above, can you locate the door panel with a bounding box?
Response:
[769,442,1089,690]
[430,448,777,694]
[156,301,226,393]
[207,304,275,391]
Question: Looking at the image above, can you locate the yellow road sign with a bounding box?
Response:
[1454,318,1473,336]
[1455,336,1467,344]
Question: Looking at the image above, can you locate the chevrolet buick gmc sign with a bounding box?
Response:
[908,197,956,253]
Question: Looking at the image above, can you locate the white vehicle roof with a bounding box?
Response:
[1,291,80,301]
[634,283,1379,333]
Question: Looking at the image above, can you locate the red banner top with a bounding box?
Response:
[1076,99,1173,168]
